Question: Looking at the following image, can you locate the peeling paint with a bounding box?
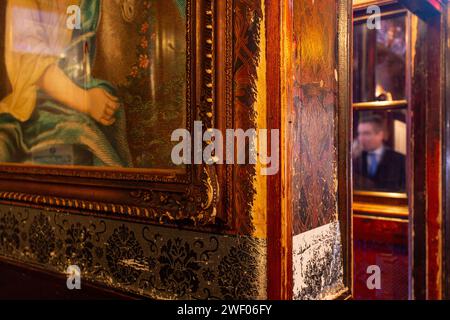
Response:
[293,221,344,300]
[118,259,149,272]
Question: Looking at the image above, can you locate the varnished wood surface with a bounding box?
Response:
[266,0,285,300]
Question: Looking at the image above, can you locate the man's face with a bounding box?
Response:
[358,122,384,152]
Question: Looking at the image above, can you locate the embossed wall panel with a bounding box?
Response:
[0,204,267,299]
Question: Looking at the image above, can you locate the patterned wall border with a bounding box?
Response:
[0,204,266,300]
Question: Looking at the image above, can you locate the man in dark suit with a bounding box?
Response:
[353,115,406,192]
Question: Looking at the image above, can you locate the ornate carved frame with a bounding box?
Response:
[0,0,237,231]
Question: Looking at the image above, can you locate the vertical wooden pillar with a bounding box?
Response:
[444,2,450,301]
[405,0,446,300]
[338,0,354,299]
[266,0,293,300]
[266,0,353,300]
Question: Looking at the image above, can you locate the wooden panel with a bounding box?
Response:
[268,0,352,300]
[291,0,339,235]
[410,7,444,300]
[266,0,287,300]
[424,11,444,301]
[444,2,450,300]
[286,0,352,300]
[337,0,354,300]
[410,14,428,301]
[353,216,408,300]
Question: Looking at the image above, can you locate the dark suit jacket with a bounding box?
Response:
[353,148,406,192]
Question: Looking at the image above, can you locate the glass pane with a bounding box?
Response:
[352,109,407,192]
[0,1,187,169]
[353,14,406,102]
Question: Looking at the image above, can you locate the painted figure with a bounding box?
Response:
[0,0,186,167]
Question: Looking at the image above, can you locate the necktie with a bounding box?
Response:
[368,152,378,178]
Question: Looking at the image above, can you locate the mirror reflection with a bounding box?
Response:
[353,13,406,102]
[353,110,407,192]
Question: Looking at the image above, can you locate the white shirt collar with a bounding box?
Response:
[369,145,384,156]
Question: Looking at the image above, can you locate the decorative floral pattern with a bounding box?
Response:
[105,225,145,285]
[159,238,201,298]
[127,3,154,82]
[0,212,20,254]
[95,247,104,259]
[28,214,56,264]
[202,268,215,284]
[218,239,260,300]
[148,256,157,270]
[116,0,186,168]
[64,223,95,269]
[0,205,265,300]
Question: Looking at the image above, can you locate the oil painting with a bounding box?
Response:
[0,0,187,169]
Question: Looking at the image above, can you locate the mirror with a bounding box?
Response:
[352,10,408,195]
[353,13,406,103]
[352,1,411,301]
[353,109,407,192]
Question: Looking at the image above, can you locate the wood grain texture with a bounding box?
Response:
[410,8,445,300]
[291,0,339,235]
[287,0,351,300]
[337,0,353,299]
[424,12,444,300]
[265,0,286,300]
[444,3,450,300]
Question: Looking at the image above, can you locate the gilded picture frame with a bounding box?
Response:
[0,0,237,229]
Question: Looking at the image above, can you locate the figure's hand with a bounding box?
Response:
[37,65,120,125]
[85,88,119,126]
